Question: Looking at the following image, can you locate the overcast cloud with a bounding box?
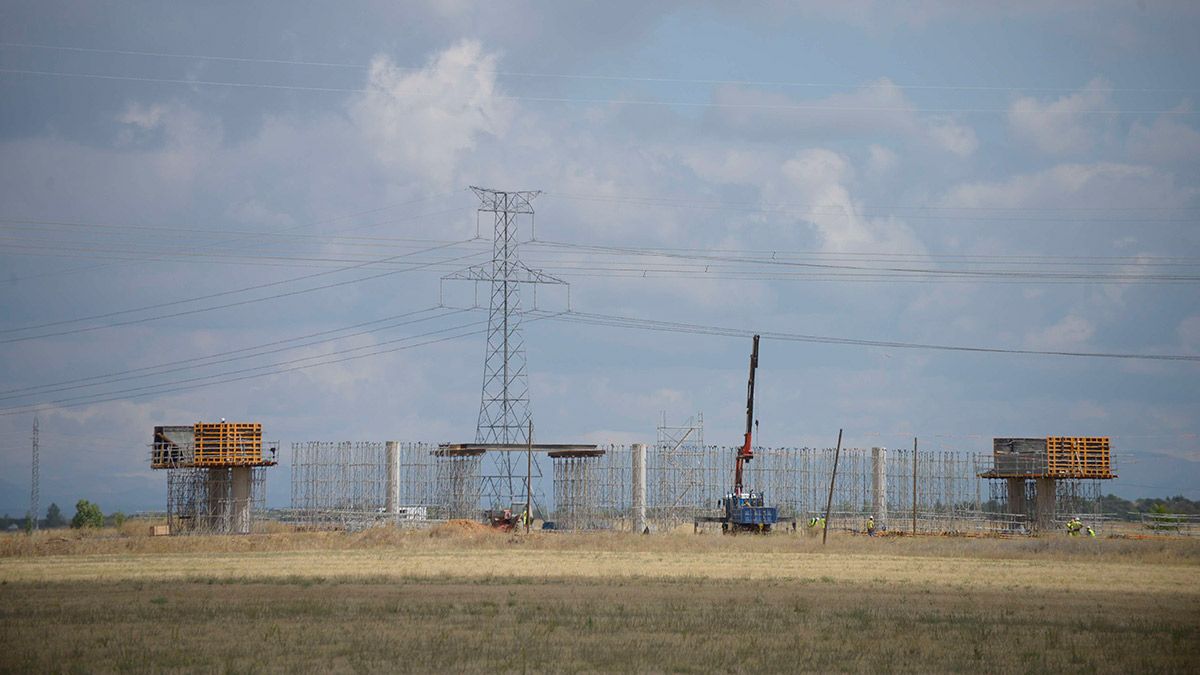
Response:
[0,2,1197,514]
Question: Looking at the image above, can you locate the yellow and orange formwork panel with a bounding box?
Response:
[192,422,268,466]
[1046,436,1114,479]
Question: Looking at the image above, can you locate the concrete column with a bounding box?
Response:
[1034,477,1057,532]
[1006,478,1027,525]
[386,441,400,518]
[231,466,252,535]
[871,447,887,530]
[632,443,647,533]
[206,468,230,533]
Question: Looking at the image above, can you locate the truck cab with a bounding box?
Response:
[718,491,779,532]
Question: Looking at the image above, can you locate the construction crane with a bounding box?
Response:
[696,335,781,534]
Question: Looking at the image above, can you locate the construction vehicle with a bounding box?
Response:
[485,507,519,531]
[697,335,780,534]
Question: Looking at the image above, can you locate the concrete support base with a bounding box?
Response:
[1006,478,1027,522]
[632,443,647,533]
[231,466,252,535]
[386,441,400,518]
[871,447,887,531]
[1034,477,1057,532]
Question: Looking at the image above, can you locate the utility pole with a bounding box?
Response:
[526,420,533,534]
[822,429,842,545]
[29,416,39,534]
[912,437,918,536]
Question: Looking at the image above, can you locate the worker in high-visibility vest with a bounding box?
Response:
[866,516,876,536]
[1067,516,1083,536]
[1086,525,1096,538]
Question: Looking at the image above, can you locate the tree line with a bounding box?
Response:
[1,500,126,532]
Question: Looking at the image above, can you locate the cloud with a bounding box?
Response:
[1179,316,1200,354]
[351,40,512,190]
[940,161,1190,212]
[1126,107,1200,165]
[1025,314,1094,350]
[706,78,917,140]
[925,117,978,156]
[867,144,898,174]
[1008,78,1113,155]
[117,103,169,130]
[703,79,977,159]
[776,148,922,252]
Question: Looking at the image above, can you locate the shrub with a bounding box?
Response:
[71,500,104,529]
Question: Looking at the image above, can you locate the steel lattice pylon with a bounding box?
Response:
[443,186,566,505]
[478,188,534,445]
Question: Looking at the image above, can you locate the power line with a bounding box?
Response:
[6,242,1196,285]
[4,41,1198,95]
[1,67,1194,116]
[0,306,457,401]
[533,241,1200,283]
[542,192,1200,224]
[521,308,1200,363]
[0,194,463,284]
[0,317,489,415]
[0,313,559,417]
[0,241,485,344]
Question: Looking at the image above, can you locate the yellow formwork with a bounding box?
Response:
[192,422,264,466]
[1046,436,1114,479]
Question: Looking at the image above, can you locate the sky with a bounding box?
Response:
[1,1,1197,515]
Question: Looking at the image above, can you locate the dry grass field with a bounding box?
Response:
[2,523,1198,673]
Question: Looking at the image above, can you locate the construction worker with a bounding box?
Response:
[1086,525,1096,538]
[1066,516,1083,536]
[866,516,876,536]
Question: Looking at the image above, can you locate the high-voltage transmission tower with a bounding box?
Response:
[443,187,567,503]
[29,416,39,533]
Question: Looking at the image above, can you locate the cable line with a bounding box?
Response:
[0,306,457,401]
[521,308,1200,363]
[2,67,1193,116]
[0,241,485,343]
[5,41,1198,94]
[0,313,559,417]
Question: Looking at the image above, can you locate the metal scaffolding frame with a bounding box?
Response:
[286,439,1106,534]
[166,466,267,535]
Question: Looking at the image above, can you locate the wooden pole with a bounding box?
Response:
[526,420,533,534]
[822,429,843,546]
[912,437,918,536]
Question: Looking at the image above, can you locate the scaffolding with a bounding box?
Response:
[434,450,484,520]
[284,438,1106,535]
[978,437,1116,532]
[151,422,277,535]
[290,441,441,527]
[550,444,1053,534]
[166,466,267,535]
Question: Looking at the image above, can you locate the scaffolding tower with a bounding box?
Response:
[151,422,277,535]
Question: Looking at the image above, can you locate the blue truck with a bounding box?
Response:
[719,491,778,532]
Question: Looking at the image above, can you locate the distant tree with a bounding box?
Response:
[111,511,127,527]
[71,500,103,529]
[24,511,33,533]
[45,502,65,528]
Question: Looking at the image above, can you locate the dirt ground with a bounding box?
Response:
[1,527,1197,673]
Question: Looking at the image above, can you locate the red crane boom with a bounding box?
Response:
[734,334,760,495]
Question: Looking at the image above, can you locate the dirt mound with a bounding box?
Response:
[430,519,493,537]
